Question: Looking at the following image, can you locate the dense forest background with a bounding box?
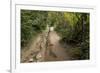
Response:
[21,10,90,60]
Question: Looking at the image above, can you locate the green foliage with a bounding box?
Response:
[55,12,90,59]
[21,10,48,47]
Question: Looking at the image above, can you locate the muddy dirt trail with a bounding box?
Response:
[21,31,71,63]
[45,31,70,61]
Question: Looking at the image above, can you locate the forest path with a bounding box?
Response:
[21,30,71,63]
[45,31,70,61]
